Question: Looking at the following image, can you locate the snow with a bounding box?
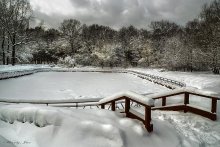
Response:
[152,111,220,146]
[0,104,190,147]
[99,91,155,106]
[1,65,220,147]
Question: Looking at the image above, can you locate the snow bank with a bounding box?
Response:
[0,105,189,147]
[0,64,50,73]
[0,65,51,80]
[99,91,155,106]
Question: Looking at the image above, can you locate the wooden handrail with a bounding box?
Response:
[99,96,153,132]
[151,91,220,120]
[151,90,220,100]
[152,92,185,100]
[0,98,101,104]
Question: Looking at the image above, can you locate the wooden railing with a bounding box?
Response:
[99,96,153,132]
[127,70,186,88]
[151,91,220,120]
[0,98,101,108]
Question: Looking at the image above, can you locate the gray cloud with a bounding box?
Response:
[29,0,214,29]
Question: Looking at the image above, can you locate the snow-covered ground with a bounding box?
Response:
[152,111,220,146]
[0,104,198,147]
[1,65,220,147]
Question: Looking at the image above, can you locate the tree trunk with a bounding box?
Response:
[6,38,10,65]
[71,42,75,54]
[1,31,5,65]
[11,33,16,66]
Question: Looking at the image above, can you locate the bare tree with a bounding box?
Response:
[0,0,32,65]
[0,27,6,64]
[200,0,220,73]
[60,19,82,54]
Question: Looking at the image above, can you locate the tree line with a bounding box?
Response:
[0,0,219,73]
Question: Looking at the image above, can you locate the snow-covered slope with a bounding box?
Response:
[130,68,220,97]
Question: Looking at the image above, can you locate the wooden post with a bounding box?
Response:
[111,101,115,111]
[184,92,189,113]
[211,98,217,113]
[145,106,153,132]
[162,97,166,106]
[184,92,189,105]
[125,98,130,117]
[101,104,105,109]
[76,102,78,109]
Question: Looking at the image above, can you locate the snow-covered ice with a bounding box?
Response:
[0,72,168,100]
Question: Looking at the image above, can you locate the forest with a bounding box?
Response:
[0,0,219,73]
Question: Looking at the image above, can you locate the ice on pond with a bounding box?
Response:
[0,72,168,100]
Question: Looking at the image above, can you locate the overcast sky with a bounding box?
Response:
[29,0,213,30]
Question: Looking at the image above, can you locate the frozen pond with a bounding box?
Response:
[0,72,168,100]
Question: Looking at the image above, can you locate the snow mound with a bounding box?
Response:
[0,105,63,127]
[0,105,188,147]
